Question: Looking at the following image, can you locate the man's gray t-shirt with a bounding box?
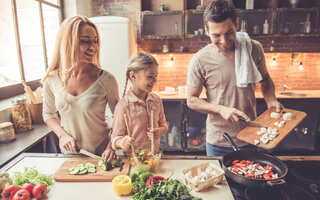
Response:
[187,40,267,147]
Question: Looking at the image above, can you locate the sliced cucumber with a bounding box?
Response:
[98,159,104,167]
[69,162,96,175]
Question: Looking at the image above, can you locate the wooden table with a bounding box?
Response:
[2,153,234,200]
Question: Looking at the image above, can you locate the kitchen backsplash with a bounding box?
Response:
[152,52,320,92]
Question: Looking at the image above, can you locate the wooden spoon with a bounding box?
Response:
[123,114,140,165]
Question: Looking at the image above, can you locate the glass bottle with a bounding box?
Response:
[11,97,32,132]
[240,20,247,32]
[305,13,311,34]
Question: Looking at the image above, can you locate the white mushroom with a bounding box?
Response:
[270,112,281,119]
[283,112,294,120]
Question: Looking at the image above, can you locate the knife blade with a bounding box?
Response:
[238,116,268,128]
[78,148,102,160]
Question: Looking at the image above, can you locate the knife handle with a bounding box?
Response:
[238,116,247,122]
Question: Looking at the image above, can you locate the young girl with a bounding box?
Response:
[111,52,168,153]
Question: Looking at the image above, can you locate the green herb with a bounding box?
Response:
[12,167,53,187]
[132,178,202,200]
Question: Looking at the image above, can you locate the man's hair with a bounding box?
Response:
[203,0,237,27]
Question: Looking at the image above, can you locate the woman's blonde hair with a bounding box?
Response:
[122,52,158,97]
[42,16,101,102]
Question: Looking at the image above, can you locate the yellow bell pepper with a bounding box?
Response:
[112,175,132,196]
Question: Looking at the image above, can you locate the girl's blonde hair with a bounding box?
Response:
[122,52,158,97]
[42,16,101,102]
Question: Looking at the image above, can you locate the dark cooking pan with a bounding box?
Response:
[222,133,288,188]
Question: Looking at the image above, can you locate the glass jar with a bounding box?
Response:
[0,122,16,143]
[11,97,32,132]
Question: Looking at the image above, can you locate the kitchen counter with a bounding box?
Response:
[2,153,234,200]
[0,124,51,168]
[154,90,320,100]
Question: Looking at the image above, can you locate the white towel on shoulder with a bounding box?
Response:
[235,32,262,87]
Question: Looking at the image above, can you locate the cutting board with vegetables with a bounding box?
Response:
[54,157,130,182]
[237,108,307,149]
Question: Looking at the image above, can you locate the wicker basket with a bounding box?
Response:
[182,162,224,192]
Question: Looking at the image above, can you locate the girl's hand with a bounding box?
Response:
[120,136,133,151]
[102,145,118,162]
[147,128,162,140]
[59,133,77,153]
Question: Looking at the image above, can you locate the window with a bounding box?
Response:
[0,0,62,99]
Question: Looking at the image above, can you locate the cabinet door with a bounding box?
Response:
[184,106,207,152]
[161,101,184,151]
[141,11,184,39]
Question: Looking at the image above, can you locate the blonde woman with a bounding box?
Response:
[111,52,168,154]
[42,16,119,162]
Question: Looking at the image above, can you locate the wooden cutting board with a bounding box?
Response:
[54,157,131,182]
[237,108,307,149]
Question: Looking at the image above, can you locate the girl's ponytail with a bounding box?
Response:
[122,71,129,98]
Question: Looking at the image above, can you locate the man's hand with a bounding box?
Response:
[218,106,250,123]
[267,100,283,112]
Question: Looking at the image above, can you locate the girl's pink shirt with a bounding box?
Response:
[111,89,167,153]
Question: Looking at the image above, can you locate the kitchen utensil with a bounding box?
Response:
[123,114,140,165]
[77,148,102,160]
[150,109,155,154]
[237,108,307,149]
[238,116,267,128]
[21,80,36,104]
[222,133,288,188]
[54,157,130,182]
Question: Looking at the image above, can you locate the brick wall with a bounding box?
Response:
[92,0,320,91]
[152,52,320,92]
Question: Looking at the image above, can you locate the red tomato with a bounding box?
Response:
[12,189,30,200]
[20,183,34,197]
[32,184,47,199]
[146,176,167,189]
[2,185,19,200]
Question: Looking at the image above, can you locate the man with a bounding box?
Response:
[186,0,282,156]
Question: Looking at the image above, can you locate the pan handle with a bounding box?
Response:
[265,179,286,187]
[223,133,240,152]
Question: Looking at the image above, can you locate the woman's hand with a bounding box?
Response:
[119,136,133,151]
[59,133,77,153]
[102,145,118,162]
[218,106,250,123]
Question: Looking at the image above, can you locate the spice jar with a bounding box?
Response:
[0,122,16,143]
[11,97,32,132]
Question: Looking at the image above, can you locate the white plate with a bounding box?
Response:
[159,91,177,96]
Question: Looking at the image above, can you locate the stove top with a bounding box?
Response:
[227,161,320,200]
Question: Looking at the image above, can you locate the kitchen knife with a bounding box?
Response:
[77,148,102,160]
[238,116,268,128]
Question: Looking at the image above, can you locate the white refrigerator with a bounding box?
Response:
[89,16,137,120]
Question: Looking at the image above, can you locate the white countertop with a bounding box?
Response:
[5,155,234,200]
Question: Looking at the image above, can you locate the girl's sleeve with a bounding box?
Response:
[158,98,167,131]
[111,101,127,150]
[42,79,57,122]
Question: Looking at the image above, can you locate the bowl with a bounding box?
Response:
[187,126,201,137]
[130,150,161,172]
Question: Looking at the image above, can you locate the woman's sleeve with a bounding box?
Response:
[111,101,127,150]
[42,79,57,122]
[106,74,119,115]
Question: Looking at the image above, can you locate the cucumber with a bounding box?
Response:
[98,160,104,167]
[69,162,96,175]
[88,168,96,173]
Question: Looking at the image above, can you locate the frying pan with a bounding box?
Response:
[222,133,288,188]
